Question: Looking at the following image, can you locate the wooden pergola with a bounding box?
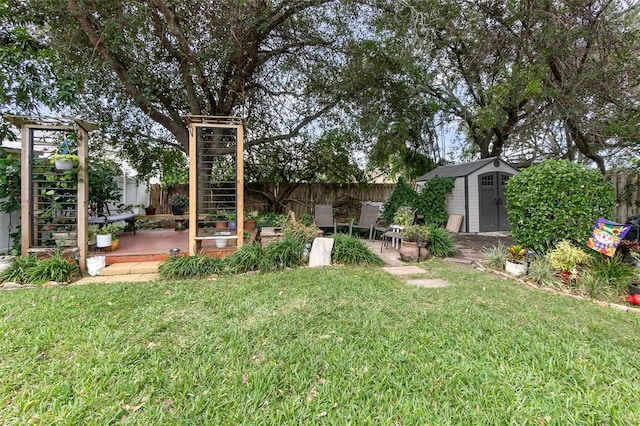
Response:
[5,115,97,271]
[185,116,245,255]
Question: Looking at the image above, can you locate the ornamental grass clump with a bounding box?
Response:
[425,226,457,257]
[480,242,508,270]
[330,234,383,266]
[0,252,78,284]
[260,237,306,271]
[159,253,225,278]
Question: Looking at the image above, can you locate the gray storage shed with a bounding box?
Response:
[415,157,519,233]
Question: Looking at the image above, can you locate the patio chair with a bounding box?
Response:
[89,204,137,235]
[350,204,383,241]
[313,204,337,234]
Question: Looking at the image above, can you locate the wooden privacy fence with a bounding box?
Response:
[150,183,396,219]
[149,173,639,222]
[609,172,640,222]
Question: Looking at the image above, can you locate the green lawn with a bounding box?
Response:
[1,260,639,424]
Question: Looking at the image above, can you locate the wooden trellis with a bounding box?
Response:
[5,115,97,270]
[185,116,244,255]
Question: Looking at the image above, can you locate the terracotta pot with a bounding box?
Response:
[110,240,119,251]
[244,220,256,231]
[399,241,428,262]
[145,207,156,215]
[215,221,228,229]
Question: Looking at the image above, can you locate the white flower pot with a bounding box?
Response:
[96,234,112,248]
[214,232,231,248]
[505,260,527,277]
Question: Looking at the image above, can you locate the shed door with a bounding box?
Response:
[478,172,512,232]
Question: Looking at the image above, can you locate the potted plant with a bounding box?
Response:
[505,244,528,276]
[145,205,157,215]
[95,223,122,248]
[95,226,112,248]
[224,211,237,231]
[51,131,79,170]
[399,225,431,262]
[214,211,229,229]
[393,206,415,227]
[214,231,231,248]
[244,210,258,231]
[169,194,188,215]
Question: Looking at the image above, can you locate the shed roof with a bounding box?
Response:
[415,157,517,181]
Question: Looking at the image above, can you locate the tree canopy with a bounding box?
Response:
[4,0,640,178]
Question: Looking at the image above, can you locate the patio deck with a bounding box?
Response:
[96,229,236,264]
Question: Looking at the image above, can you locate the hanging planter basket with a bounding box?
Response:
[55,159,75,170]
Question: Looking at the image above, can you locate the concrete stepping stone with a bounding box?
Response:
[382,266,427,275]
[406,278,451,288]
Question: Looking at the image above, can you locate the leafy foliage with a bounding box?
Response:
[381,178,418,223]
[88,158,121,213]
[505,160,616,252]
[330,234,384,266]
[402,225,431,243]
[546,240,592,271]
[0,151,20,214]
[415,177,455,227]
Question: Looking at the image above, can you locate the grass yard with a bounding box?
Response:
[1,259,640,424]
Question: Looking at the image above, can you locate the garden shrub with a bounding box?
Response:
[330,234,384,266]
[505,159,616,253]
[546,240,592,271]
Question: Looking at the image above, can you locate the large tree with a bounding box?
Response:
[18,1,368,170]
[0,0,77,140]
[392,0,640,172]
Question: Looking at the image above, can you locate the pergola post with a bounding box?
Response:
[185,116,245,256]
[6,115,97,271]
